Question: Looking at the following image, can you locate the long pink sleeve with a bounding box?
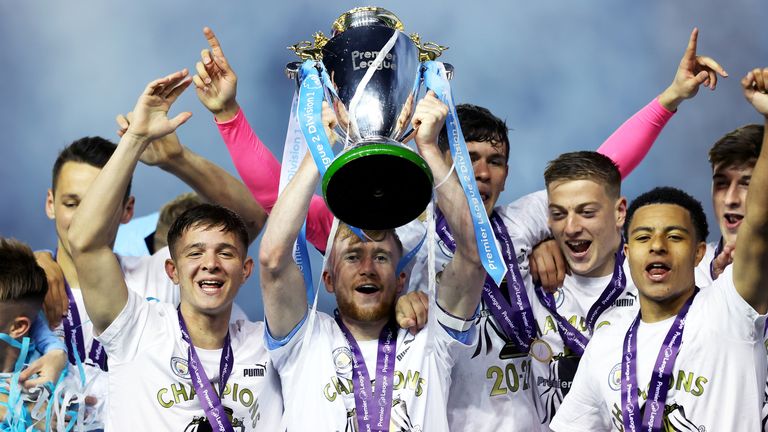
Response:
[217,108,334,253]
[596,97,675,179]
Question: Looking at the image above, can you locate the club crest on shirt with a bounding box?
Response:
[608,362,622,391]
[170,357,190,380]
[333,347,354,376]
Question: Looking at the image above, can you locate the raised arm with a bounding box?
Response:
[258,153,319,338]
[194,27,334,252]
[413,92,484,319]
[69,70,192,333]
[733,67,768,313]
[116,116,266,244]
[597,28,727,178]
[258,102,337,338]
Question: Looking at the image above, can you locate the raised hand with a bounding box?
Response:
[116,112,184,167]
[193,27,239,121]
[659,28,728,111]
[529,238,569,293]
[411,90,448,158]
[125,69,192,142]
[321,101,339,145]
[742,67,768,116]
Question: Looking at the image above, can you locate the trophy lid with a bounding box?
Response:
[288,6,448,62]
[331,7,404,36]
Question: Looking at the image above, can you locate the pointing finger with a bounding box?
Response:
[681,28,699,62]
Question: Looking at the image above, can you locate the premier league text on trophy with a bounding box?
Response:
[351,50,398,71]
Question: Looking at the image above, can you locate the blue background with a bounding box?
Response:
[2,1,766,319]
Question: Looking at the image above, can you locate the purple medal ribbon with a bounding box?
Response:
[334,310,397,432]
[621,287,699,432]
[436,210,536,351]
[584,242,627,332]
[533,239,627,356]
[533,284,589,356]
[177,308,234,432]
[59,260,108,371]
[56,249,108,370]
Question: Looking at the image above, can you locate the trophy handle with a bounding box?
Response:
[285,61,302,83]
[443,63,455,80]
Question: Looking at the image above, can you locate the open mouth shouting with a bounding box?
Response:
[723,212,744,230]
[198,279,224,295]
[355,284,381,295]
[565,240,591,258]
[645,262,671,282]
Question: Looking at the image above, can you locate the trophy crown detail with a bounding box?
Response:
[332,6,404,36]
[288,7,448,63]
[409,33,448,62]
[287,32,330,61]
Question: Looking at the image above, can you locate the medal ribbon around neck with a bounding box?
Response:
[177,308,235,432]
[436,209,536,351]
[334,310,397,432]
[621,287,699,432]
[533,239,627,356]
[54,249,108,372]
[62,279,108,372]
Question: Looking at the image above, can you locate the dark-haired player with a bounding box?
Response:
[551,68,768,432]
[68,70,281,430]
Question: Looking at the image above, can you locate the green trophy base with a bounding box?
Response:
[322,143,433,230]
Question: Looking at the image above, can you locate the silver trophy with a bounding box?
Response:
[287,6,450,230]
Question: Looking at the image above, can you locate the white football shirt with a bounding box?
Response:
[268,300,472,432]
[397,190,551,432]
[550,266,767,431]
[97,290,282,431]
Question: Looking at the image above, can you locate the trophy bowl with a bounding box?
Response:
[289,7,446,230]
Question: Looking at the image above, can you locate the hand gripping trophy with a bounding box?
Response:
[286,6,451,230]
